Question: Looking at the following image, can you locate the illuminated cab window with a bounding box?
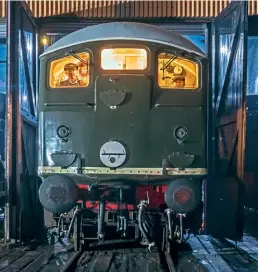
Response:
[158,53,199,90]
[101,48,147,70]
[49,52,90,88]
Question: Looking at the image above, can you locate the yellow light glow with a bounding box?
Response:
[49,52,90,88]
[101,48,147,70]
[157,53,199,90]
[41,37,48,46]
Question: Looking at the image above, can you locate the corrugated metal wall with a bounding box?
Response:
[0,0,258,18]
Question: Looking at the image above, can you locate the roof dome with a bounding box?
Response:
[41,22,205,58]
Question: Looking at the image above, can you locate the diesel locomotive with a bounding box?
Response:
[38,22,208,250]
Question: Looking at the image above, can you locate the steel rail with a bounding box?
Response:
[164,251,178,272]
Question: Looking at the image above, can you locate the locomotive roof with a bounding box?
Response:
[41,22,205,58]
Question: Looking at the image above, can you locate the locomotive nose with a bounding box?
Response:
[39,175,78,214]
[164,178,200,214]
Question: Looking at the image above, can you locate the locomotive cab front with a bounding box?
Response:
[38,22,207,249]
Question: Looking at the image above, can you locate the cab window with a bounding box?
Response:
[49,52,90,88]
[101,48,147,70]
[157,53,199,90]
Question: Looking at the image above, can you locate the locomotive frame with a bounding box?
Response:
[5,1,248,246]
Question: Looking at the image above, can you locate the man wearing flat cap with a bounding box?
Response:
[59,63,85,87]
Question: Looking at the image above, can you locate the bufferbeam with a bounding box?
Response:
[38,166,207,176]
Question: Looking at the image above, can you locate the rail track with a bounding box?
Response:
[49,233,258,272]
[56,239,209,272]
[73,246,178,272]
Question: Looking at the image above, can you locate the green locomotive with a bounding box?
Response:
[38,22,207,250]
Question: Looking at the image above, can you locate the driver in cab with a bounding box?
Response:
[59,63,86,87]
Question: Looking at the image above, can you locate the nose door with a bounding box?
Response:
[92,74,151,167]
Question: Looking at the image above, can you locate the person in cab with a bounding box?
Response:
[59,63,86,87]
[172,76,186,88]
[78,62,89,86]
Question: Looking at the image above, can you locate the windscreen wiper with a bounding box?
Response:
[160,52,182,71]
[65,51,89,67]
